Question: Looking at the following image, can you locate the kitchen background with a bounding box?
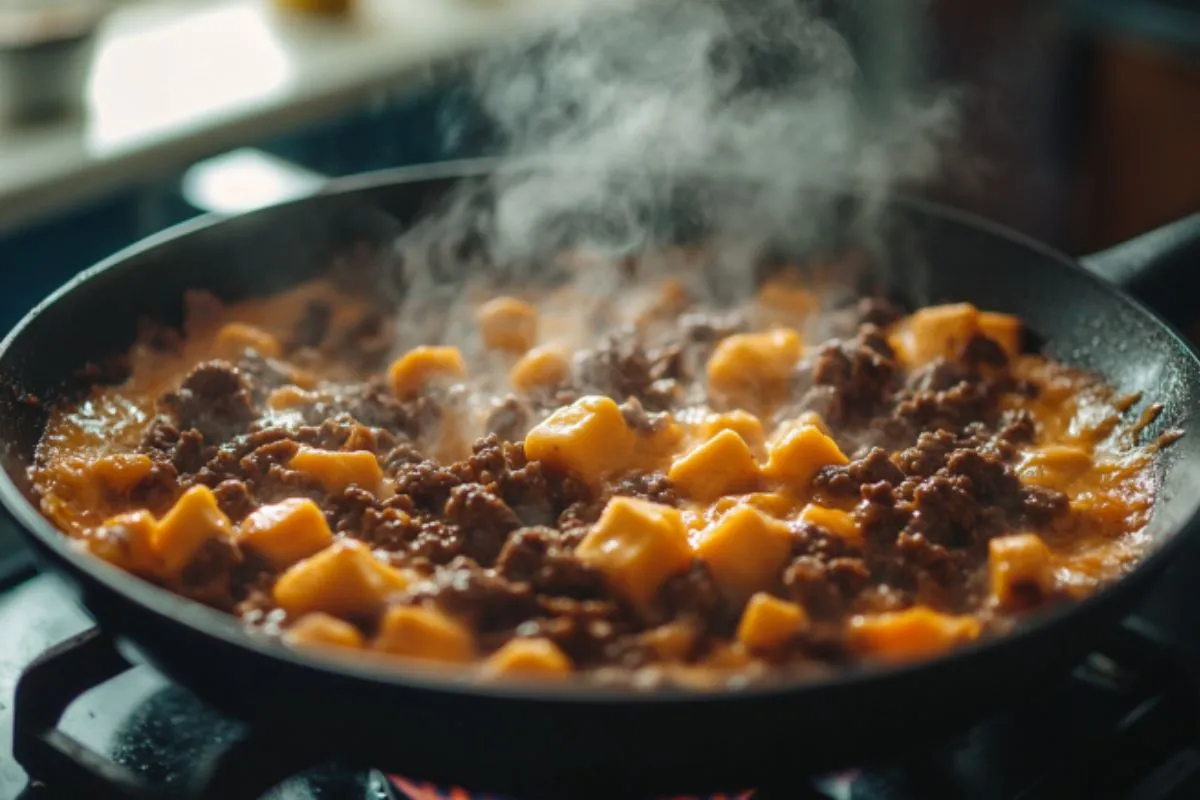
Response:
[0,0,1197,569]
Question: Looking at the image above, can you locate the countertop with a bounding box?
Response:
[0,0,588,234]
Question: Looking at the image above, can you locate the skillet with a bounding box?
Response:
[2,159,1200,799]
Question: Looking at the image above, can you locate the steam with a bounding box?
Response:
[389,0,958,348]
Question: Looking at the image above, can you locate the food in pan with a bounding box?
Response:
[30,253,1174,687]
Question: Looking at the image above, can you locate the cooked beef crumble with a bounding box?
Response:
[31,274,1164,688]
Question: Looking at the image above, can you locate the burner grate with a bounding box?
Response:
[10,619,1200,799]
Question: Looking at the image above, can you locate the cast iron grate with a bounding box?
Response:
[11,618,1200,799]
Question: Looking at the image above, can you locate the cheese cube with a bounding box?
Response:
[1017,446,1093,491]
[284,613,365,650]
[989,533,1055,609]
[274,539,411,618]
[238,498,334,568]
[756,279,818,319]
[523,396,636,487]
[213,322,282,360]
[483,638,572,677]
[89,510,160,574]
[737,592,808,652]
[694,505,793,601]
[388,346,467,399]
[374,605,475,663]
[289,447,382,494]
[848,607,981,661]
[706,328,803,402]
[797,504,862,546]
[575,497,693,608]
[153,485,235,577]
[510,345,570,393]
[888,303,979,365]
[90,454,154,494]
[478,296,538,353]
[699,410,766,452]
[668,430,762,502]
[763,425,848,490]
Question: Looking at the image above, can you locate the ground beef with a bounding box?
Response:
[516,598,628,665]
[962,332,1009,367]
[213,479,256,521]
[495,527,607,599]
[178,538,243,610]
[289,299,333,351]
[652,563,724,631]
[394,461,462,513]
[485,395,532,443]
[612,471,679,507]
[812,448,905,500]
[856,297,904,328]
[335,309,394,370]
[784,554,870,619]
[443,484,520,565]
[160,361,255,443]
[573,329,683,411]
[413,559,541,633]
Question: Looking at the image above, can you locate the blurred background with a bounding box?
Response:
[0,0,1197,359]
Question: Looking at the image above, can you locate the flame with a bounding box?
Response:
[387,776,756,800]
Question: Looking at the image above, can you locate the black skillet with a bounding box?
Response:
[2,159,1200,799]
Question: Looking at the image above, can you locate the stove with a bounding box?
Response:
[2,535,1200,800]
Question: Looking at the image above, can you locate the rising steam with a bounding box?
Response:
[388,0,958,350]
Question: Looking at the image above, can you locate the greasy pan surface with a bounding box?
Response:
[2,160,1199,797]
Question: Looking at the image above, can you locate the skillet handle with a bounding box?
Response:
[1078,214,1200,329]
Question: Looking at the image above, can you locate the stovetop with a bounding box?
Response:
[3,532,1200,800]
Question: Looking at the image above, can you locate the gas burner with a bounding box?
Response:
[8,599,1200,800]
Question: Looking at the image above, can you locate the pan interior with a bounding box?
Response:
[1,163,1197,695]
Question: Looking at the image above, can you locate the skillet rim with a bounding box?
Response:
[2,155,1198,705]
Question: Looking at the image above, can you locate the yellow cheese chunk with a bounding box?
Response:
[388,346,467,399]
[848,607,981,662]
[989,533,1055,609]
[153,485,235,577]
[238,498,334,569]
[1017,446,1093,491]
[213,322,282,360]
[274,539,411,618]
[706,328,803,403]
[797,504,862,546]
[478,296,538,353]
[978,312,1022,360]
[698,411,766,453]
[88,510,160,574]
[483,638,572,677]
[668,430,762,502]
[575,497,693,608]
[273,0,355,14]
[764,424,848,490]
[694,505,793,601]
[889,303,979,365]
[640,621,699,662]
[289,447,382,494]
[773,410,832,439]
[756,279,818,319]
[284,613,365,650]
[266,385,315,411]
[523,396,637,487]
[737,592,809,652]
[743,492,797,518]
[374,605,475,663]
[90,454,154,494]
[509,345,570,392]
